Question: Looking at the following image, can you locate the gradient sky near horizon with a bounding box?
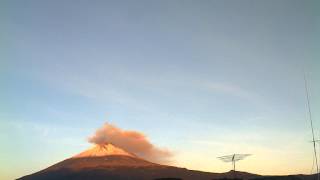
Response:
[1,0,320,180]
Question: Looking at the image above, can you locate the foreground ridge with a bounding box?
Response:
[19,143,316,180]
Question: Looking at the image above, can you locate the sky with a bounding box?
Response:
[1,0,320,179]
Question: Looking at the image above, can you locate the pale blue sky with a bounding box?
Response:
[1,1,319,180]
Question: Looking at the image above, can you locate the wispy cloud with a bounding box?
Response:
[201,81,262,104]
[5,120,89,147]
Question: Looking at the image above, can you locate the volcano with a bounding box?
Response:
[18,143,286,180]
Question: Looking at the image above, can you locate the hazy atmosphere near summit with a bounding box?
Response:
[1,1,320,180]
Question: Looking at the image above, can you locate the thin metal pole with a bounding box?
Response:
[304,72,319,180]
[233,154,236,179]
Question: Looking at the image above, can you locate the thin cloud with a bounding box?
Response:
[202,82,262,104]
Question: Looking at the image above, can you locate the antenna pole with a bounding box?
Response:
[233,154,236,171]
[233,157,236,179]
[304,72,319,180]
[217,154,250,179]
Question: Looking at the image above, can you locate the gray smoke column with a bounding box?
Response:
[88,122,173,164]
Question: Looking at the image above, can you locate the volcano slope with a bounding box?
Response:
[19,143,295,180]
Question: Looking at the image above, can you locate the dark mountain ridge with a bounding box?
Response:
[18,144,316,180]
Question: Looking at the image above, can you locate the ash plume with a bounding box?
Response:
[88,122,172,163]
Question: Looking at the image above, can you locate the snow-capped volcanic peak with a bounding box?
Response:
[72,143,135,158]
